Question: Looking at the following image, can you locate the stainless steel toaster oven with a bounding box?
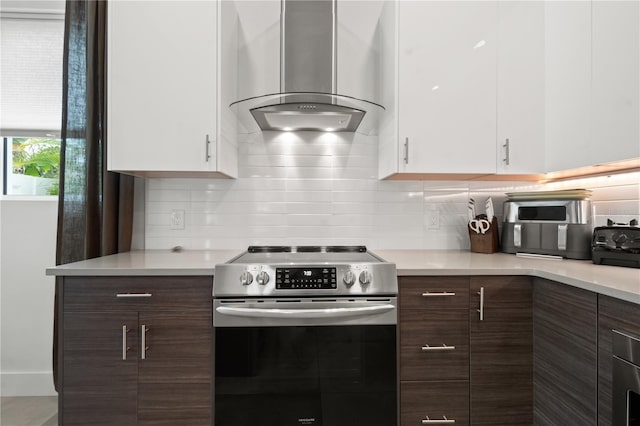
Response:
[501,199,592,259]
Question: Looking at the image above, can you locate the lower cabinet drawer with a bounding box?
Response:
[401,381,469,426]
[63,276,213,311]
[400,309,469,381]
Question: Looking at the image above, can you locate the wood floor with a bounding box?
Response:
[0,397,57,426]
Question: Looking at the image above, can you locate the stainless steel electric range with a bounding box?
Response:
[213,246,398,426]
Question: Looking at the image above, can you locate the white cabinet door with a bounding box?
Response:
[398,1,497,174]
[107,1,218,173]
[544,1,592,173]
[496,1,545,174]
[591,0,640,165]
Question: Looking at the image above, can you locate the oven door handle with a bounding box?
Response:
[216,304,396,319]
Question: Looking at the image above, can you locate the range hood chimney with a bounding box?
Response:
[230,0,384,134]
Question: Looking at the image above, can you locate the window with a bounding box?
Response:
[1,3,65,195]
[3,137,61,195]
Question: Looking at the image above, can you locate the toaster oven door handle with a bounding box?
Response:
[216,304,395,319]
[514,223,522,248]
[557,224,568,251]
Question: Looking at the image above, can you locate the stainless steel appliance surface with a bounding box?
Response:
[592,219,640,268]
[612,330,640,425]
[213,246,398,426]
[501,198,593,259]
[230,0,384,134]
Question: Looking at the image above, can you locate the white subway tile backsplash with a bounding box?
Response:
[593,200,640,216]
[144,133,640,251]
[285,191,332,203]
[286,202,333,215]
[286,179,333,192]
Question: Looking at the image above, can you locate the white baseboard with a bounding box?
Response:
[1,372,57,396]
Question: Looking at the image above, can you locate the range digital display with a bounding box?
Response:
[276,267,337,290]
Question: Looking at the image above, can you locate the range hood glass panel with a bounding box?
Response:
[232,92,383,135]
[260,111,355,132]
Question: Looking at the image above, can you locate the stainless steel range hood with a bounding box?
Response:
[230,0,384,134]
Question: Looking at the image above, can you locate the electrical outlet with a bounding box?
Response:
[170,210,185,230]
[426,210,440,229]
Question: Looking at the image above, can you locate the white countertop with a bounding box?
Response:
[47,249,640,304]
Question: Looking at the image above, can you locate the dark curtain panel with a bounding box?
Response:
[53,0,135,391]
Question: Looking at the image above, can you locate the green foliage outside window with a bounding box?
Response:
[11,137,61,195]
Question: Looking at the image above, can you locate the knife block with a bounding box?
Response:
[468,217,500,254]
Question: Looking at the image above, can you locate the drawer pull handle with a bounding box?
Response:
[141,325,149,360]
[421,292,456,297]
[116,293,152,298]
[122,326,130,360]
[422,344,456,352]
[422,416,455,424]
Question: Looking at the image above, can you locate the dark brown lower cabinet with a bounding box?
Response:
[533,278,598,426]
[59,276,213,426]
[63,312,139,426]
[597,295,640,426]
[470,276,533,426]
[399,276,532,426]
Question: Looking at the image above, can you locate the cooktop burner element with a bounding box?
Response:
[214,246,397,297]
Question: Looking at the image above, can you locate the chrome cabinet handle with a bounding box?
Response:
[477,287,485,321]
[141,325,149,360]
[205,134,211,162]
[404,137,409,164]
[503,138,510,165]
[122,326,130,360]
[422,344,456,351]
[422,292,456,297]
[422,416,455,424]
[116,293,152,298]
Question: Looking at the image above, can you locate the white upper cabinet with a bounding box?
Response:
[544,1,593,173]
[397,1,498,175]
[591,0,640,165]
[107,1,236,177]
[496,1,545,174]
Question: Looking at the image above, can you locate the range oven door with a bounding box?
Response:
[213,297,397,426]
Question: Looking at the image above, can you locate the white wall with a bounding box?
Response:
[0,197,57,396]
[144,131,640,250]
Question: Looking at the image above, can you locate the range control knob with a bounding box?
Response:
[343,270,356,286]
[240,271,253,286]
[359,270,372,286]
[256,271,270,286]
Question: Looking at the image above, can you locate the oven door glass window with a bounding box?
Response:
[215,325,396,426]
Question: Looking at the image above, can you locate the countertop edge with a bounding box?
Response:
[45,268,215,277]
[46,250,640,305]
[396,267,640,305]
